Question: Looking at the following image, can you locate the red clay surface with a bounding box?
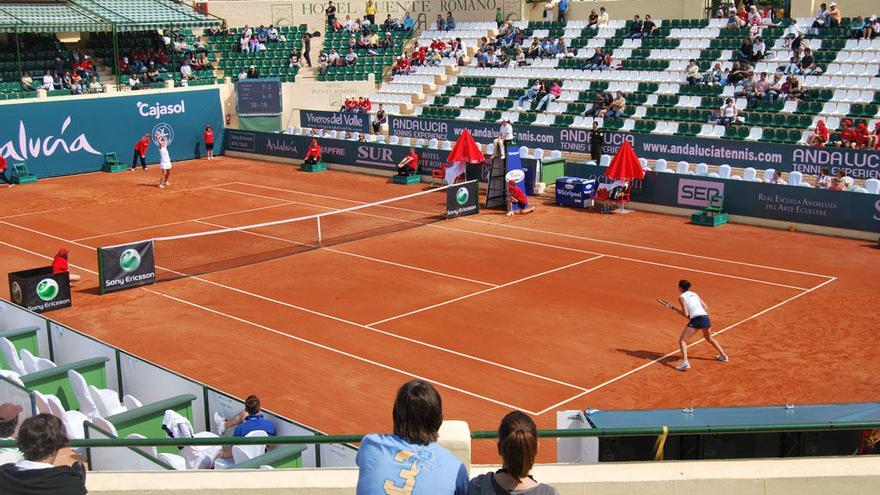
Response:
[0,157,877,463]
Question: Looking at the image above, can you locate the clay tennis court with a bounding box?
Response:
[1,157,877,462]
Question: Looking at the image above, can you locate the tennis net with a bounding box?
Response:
[150,183,462,280]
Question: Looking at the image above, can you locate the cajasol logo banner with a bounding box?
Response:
[446,180,479,219]
[0,88,224,177]
[97,240,157,294]
[7,267,72,313]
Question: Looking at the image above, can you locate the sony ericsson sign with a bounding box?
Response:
[300,110,370,134]
[0,88,224,177]
[8,267,72,313]
[446,180,479,219]
[97,240,157,294]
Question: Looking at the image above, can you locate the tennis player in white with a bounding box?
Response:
[665,280,729,372]
[157,138,172,188]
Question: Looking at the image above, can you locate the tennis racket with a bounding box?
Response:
[656,298,674,309]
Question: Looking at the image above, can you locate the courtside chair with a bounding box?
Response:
[743,167,758,182]
[599,155,611,167]
[763,168,776,183]
[44,391,89,441]
[638,158,648,170]
[787,171,803,186]
[0,337,27,375]
[676,161,691,175]
[0,370,23,386]
[67,369,101,419]
[213,430,268,469]
[20,348,56,373]
[695,163,709,176]
[865,179,880,194]
[718,165,732,179]
[90,383,142,417]
[654,159,668,172]
[127,433,187,469]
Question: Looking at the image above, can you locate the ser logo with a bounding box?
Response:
[677,178,725,208]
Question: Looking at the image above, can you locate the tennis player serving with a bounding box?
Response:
[659,280,729,372]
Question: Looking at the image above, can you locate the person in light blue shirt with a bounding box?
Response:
[557,0,568,23]
[356,380,468,495]
[403,12,415,31]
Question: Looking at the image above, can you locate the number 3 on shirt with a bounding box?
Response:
[383,450,420,495]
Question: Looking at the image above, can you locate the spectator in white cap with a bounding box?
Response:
[0,403,24,465]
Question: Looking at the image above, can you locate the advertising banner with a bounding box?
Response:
[299,110,371,135]
[445,180,479,219]
[97,241,157,294]
[565,163,880,233]
[388,116,880,180]
[8,267,71,313]
[0,88,225,177]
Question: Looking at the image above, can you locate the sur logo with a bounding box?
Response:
[455,186,469,206]
[36,278,59,302]
[119,248,142,272]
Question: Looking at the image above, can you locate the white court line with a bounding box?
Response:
[194,219,498,287]
[210,186,807,292]
[231,181,835,280]
[367,256,605,327]
[0,235,549,414]
[1,222,586,395]
[531,276,838,416]
[0,182,238,221]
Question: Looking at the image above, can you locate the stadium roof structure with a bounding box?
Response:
[0,0,221,33]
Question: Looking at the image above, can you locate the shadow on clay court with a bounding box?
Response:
[616,348,715,369]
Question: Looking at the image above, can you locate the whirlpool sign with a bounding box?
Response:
[0,88,224,177]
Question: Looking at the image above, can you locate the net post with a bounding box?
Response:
[317,217,322,245]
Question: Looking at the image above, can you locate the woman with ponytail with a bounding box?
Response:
[469,411,559,495]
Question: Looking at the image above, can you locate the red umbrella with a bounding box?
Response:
[604,140,645,180]
[447,128,484,164]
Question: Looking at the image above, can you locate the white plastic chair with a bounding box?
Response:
[549,150,562,159]
[33,390,53,414]
[46,394,88,441]
[533,148,545,160]
[675,161,691,174]
[292,127,302,135]
[0,338,27,375]
[91,416,118,436]
[213,430,268,469]
[864,178,880,194]
[415,138,426,147]
[0,370,24,387]
[787,171,803,186]
[763,168,776,183]
[20,349,56,374]
[638,158,649,170]
[428,138,439,149]
[743,167,758,181]
[401,137,411,146]
[441,140,452,150]
[695,163,709,176]
[388,135,399,145]
[67,369,101,419]
[127,433,187,469]
[90,384,130,417]
[599,155,611,167]
[654,159,668,172]
[519,146,530,159]
[718,164,731,179]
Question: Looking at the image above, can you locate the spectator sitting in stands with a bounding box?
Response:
[581,48,607,71]
[812,3,829,30]
[728,60,751,86]
[146,63,164,84]
[41,70,55,91]
[753,71,770,101]
[827,3,841,27]
[601,91,626,119]
[368,30,379,48]
[597,6,609,26]
[780,55,800,75]
[830,169,852,190]
[356,380,468,495]
[866,16,879,39]
[237,68,248,80]
[359,96,372,113]
[869,122,880,150]
[215,395,276,459]
[783,19,802,47]
[342,96,358,112]
[752,36,766,61]
[582,90,610,117]
[527,37,541,58]
[267,25,279,42]
[783,75,803,100]
[626,15,643,39]
[747,5,762,26]
[380,32,394,49]
[435,14,446,31]
[289,49,302,69]
[854,122,871,149]
[88,76,102,94]
[246,65,260,78]
[373,104,387,132]
[128,72,143,90]
[641,14,658,38]
[717,98,739,125]
[469,411,559,495]
[0,414,87,495]
[851,16,866,39]
[446,11,456,31]
[835,119,856,148]
[392,55,410,74]
[403,12,415,31]
[686,60,700,85]
[180,60,194,81]
[0,403,23,464]
[733,71,755,100]
[71,72,85,93]
[515,48,528,66]
[816,167,833,187]
[587,9,599,29]
[247,35,260,53]
[701,62,724,84]
[542,37,557,58]
[770,171,786,184]
[328,49,341,66]
[807,119,829,146]
[535,80,561,112]
[798,48,818,75]
[737,37,753,61]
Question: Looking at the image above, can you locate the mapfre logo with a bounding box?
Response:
[677,178,724,208]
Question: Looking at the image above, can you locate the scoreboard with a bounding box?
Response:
[236,78,282,116]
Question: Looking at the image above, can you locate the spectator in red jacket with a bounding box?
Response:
[132,134,150,170]
[807,120,829,147]
[204,125,215,160]
[52,248,81,283]
[854,122,870,148]
[834,119,855,148]
[359,96,372,113]
[304,139,321,165]
[0,156,13,188]
[869,122,880,150]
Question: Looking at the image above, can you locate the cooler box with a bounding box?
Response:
[555,177,596,208]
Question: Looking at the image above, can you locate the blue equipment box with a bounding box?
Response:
[555,177,596,208]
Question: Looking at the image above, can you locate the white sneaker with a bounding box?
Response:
[158,183,165,189]
[675,361,691,372]
[213,412,227,435]
[506,211,515,216]
[7,184,13,188]
[165,181,171,186]
[715,354,729,362]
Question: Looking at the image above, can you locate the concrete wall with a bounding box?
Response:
[527,0,706,22]
[204,0,523,33]
[86,456,880,495]
[790,0,880,18]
